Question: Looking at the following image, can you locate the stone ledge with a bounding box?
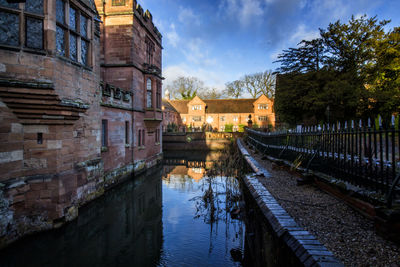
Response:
[237,138,343,267]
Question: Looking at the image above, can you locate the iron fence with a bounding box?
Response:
[245,116,400,207]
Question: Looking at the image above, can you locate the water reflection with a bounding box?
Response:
[160,151,245,266]
[1,151,246,267]
[0,168,163,267]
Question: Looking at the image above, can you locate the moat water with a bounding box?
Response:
[0,152,248,267]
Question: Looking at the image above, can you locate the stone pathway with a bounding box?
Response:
[242,140,400,266]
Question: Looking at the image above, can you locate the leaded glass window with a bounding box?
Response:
[69,34,77,61]
[0,11,19,46]
[56,0,65,23]
[69,7,77,31]
[56,26,65,56]
[0,0,44,50]
[26,17,43,49]
[56,2,91,66]
[25,0,43,15]
[0,0,19,9]
[146,79,152,108]
[81,40,88,65]
[80,15,87,38]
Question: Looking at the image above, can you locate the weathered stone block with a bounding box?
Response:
[0,150,23,164]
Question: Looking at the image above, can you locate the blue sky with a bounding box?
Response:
[139,0,400,93]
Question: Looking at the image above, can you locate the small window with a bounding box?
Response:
[233,116,238,122]
[220,116,225,122]
[102,120,108,147]
[138,129,141,146]
[112,0,125,6]
[155,128,160,143]
[156,81,161,109]
[182,117,186,123]
[258,116,268,121]
[233,126,239,132]
[142,130,145,146]
[125,121,129,145]
[220,126,225,132]
[258,104,268,110]
[192,116,201,122]
[192,105,202,110]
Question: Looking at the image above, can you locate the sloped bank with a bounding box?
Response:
[237,139,343,266]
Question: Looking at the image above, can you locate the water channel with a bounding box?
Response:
[0,151,251,267]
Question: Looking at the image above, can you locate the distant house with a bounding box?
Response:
[163,94,275,132]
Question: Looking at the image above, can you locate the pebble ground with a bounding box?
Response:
[245,143,400,267]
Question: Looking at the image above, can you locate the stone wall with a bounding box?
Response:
[0,0,164,248]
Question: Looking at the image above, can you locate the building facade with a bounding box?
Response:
[164,95,275,131]
[0,0,162,247]
[96,0,163,174]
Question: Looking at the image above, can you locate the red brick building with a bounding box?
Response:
[0,0,162,247]
[96,0,163,174]
[164,95,275,131]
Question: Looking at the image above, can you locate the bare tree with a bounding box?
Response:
[197,87,225,99]
[258,70,275,98]
[226,70,275,99]
[165,76,205,100]
[224,80,244,98]
[242,74,260,98]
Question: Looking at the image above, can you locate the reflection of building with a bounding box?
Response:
[0,169,163,266]
[163,95,275,131]
[163,165,206,183]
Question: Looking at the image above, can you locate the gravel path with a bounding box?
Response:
[244,143,400,267]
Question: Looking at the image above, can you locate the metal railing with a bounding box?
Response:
[245,116,400,207]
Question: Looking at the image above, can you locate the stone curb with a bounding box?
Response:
[237,138,344,267]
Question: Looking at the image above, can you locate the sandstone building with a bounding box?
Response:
[0,0,162,247]
[163,94,275,131]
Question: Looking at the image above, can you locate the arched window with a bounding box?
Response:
[146,78,152,108]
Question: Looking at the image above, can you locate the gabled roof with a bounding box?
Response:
[162,99,178,112]
[168,99,190,114]
[204,99,256,113]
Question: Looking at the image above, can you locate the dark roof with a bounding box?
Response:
[162,99,178,112]
[168,100,190,114]
[204,99,255,113]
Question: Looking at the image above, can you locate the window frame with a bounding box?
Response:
[56,0,92,67]
[0,2,45,52]
[125,121,129,145]
[145,37,154,65]
[258,103,269,110]
[192,105,202,111]
[112,0,125,6]
[156,80,161,109]
[192,116,202,122]
[101,119,108,147]
[146,78,153,108]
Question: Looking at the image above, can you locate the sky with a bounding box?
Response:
[138,0,400,94]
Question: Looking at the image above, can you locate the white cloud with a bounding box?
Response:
[178,6,201,25]
[220,0,264,27]
[290,24,320,43]
[182,38,217,67]
[165,23,180,48]
[163,63,226,92]
[310,0,349,22]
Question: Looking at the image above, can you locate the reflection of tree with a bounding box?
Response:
[190,142,246,260]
